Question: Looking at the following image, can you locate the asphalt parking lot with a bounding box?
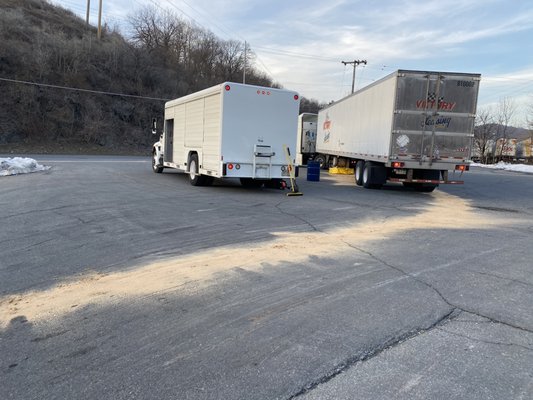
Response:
[1,155,532,399]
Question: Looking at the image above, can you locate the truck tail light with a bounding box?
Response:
[455,164,469,171]
[392,162,405,168]
[228,163,234,170]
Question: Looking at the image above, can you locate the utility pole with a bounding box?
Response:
[97,0,103,40]
[341,59,367,93]
[243,41,247,84]
[86,0,90,25]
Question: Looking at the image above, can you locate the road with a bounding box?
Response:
[1,155,532,399]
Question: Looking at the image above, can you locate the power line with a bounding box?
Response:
[0,77,170,101]
[252,46,339,62]
[341,59,367,93]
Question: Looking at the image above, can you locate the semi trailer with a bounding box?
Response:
[314,70,481,191]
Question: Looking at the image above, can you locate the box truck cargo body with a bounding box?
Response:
[152,82,300,187]
[315,70,481,191]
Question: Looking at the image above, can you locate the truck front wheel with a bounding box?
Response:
[152,150,163,173]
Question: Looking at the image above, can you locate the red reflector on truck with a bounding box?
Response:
[225,85,231,91]
[294,95,299,100]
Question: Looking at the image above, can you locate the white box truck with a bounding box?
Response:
[152,82,300,188]
[315,70,481,192]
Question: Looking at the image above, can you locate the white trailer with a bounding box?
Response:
[152,82,300,188]
[295,113,318,165]
[315,70,481,192]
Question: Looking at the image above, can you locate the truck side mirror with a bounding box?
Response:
[151,118,157,135]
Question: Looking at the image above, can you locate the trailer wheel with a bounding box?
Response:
[314,154,327,169]
[362,162,374,188]
[152,150,163,173]
[354,160,364,186]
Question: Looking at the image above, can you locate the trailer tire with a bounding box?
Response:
[152,150,164,173]
[354,160,364,186]
[314,154,327,169]
[362,162,374,188]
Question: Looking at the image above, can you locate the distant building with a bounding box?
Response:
[517,137,532,162]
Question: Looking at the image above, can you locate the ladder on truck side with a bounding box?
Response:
[252,144,274,179]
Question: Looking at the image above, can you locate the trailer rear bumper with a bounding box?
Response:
[388,178,464,185]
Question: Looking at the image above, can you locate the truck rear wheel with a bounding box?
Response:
[355,161,364,186]
[188,154,213,186]
[152,150,163,173]
[362,161,384,189]
[362,162,374,188]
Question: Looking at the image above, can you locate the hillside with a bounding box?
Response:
[0,0,315,155]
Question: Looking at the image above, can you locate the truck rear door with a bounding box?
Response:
[392,71,480,164]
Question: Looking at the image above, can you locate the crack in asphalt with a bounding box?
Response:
[274,202,319,232]
[345,242,533,336]
[343,242,456,311]
[1,205,73,220]
[288,308,460,399]
[436,327,533,352]
[275,207,533,399]
[470,269,533,288]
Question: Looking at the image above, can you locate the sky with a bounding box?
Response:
[50,0,533,127]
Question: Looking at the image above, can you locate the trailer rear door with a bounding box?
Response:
[392,71,480,164]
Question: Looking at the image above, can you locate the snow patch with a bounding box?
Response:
[471,161,533,174]
[0,157,51,177]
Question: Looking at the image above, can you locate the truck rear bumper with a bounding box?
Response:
[388,178,464,184]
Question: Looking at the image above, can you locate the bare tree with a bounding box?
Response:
[527,97,533,163]
[494,97,517,162]
[473,107,496,163]
[216,40,244,82]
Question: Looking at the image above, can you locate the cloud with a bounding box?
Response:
[51,0,533,124]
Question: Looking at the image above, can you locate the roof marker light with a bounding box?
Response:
[294,94,299,100]
[225,85,231,91]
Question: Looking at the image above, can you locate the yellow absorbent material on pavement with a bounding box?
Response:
[329,167,354,175]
